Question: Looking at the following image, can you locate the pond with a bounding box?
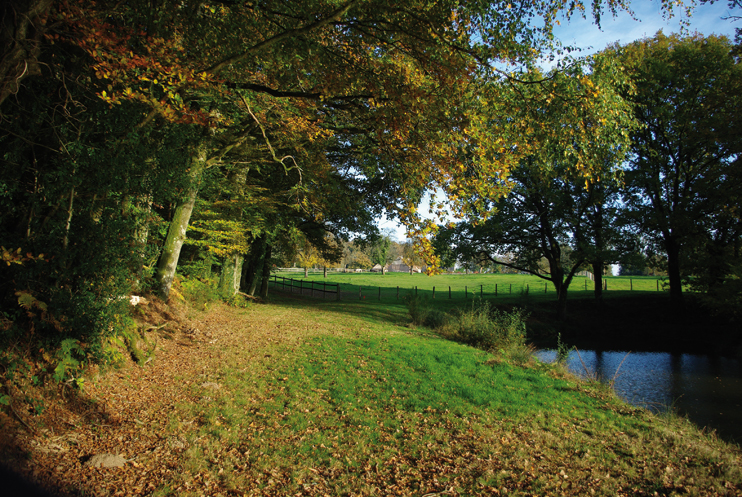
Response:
[536,349,742,445]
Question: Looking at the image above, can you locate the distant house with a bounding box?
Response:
[388,257,423,273]
[388,257,409,273]
[370,263,385,272]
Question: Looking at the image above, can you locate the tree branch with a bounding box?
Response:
[200,1,360,76]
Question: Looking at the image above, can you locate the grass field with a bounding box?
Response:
[157,298,740,496]
[5,283,739,496]
[271,271,666,306]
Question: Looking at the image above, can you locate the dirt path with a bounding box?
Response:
[0,301,299,497]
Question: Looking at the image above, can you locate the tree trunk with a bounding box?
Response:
[155,149,206,299]
[592,199,604,302]
[259,244,272,298]
[592,261,603,301]
[154,189,197,299]
[62,185,74,250]
[304,267,308,278]
[548,255,568,319]
[241,236,266,296]
[219,253,244,297]
[128,193,153,291]
[665,236,684,305]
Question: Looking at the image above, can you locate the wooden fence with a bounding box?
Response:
[270,275,341,300]
[270,275,665,302]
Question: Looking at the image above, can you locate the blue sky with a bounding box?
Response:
[553,0,737,56]
[379,0,739,241]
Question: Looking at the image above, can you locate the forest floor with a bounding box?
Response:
[1,294,741,496]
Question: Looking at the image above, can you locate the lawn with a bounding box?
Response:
[157,298,739,496]
[5,288,738,497]
[271,270,666,306]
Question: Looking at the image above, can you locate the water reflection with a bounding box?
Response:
[536,350,742,445]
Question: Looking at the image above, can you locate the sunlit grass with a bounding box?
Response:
[271,271,667,307]
[160,300,742,496]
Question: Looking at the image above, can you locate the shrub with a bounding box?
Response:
[223,293,250,308]
[404,293,431,326]
[424,309,450,329]
[179,275,221,308]
[505,342,537,366]
[440,299,528,352]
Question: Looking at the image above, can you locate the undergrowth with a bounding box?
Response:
[405,294,532,365]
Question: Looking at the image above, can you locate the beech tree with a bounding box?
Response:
[0,0,682,353]
[617,33,742,305]
[436,159,621,319]
[433,54,636,318]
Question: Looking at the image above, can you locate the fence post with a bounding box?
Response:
[604,280,607,291]
[449,286,451,299]
[336,283,341,301]
[545,282,547,294]
[657,279,659,291]
[359,286,362,299]
[495,283,498,296]
[630,279,633,291]
[510,283,512,294]
[397,286,399,299]
[433,286,435,299]
[415,286,418,296]
[465,286,468,298]
[481,284,483,297]
[378,286,381,301]
[585,279,587,291]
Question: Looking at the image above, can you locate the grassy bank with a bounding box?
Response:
[1,294,740,496]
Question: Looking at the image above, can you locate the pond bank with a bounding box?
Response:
[526,294,742,358]
[537,349,742,446]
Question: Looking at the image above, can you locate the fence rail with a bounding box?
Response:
[270,275,341,300]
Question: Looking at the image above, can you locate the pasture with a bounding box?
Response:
[272,270,665,305]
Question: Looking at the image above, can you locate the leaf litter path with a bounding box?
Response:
[0,300,313,497]
[2,299,742,496]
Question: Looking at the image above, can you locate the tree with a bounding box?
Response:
[437,160,595,318]
[401,241,424,274]
[701,0,742,46]
[434,54,636,318]
[618,33,742,305]
[369,235,394,275]
[0,0,681,356]
[51,0,672,297]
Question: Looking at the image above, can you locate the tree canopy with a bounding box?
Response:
[1,0,696,356]
[617,32,742,305]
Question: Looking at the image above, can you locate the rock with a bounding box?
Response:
[83,454,127,468]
